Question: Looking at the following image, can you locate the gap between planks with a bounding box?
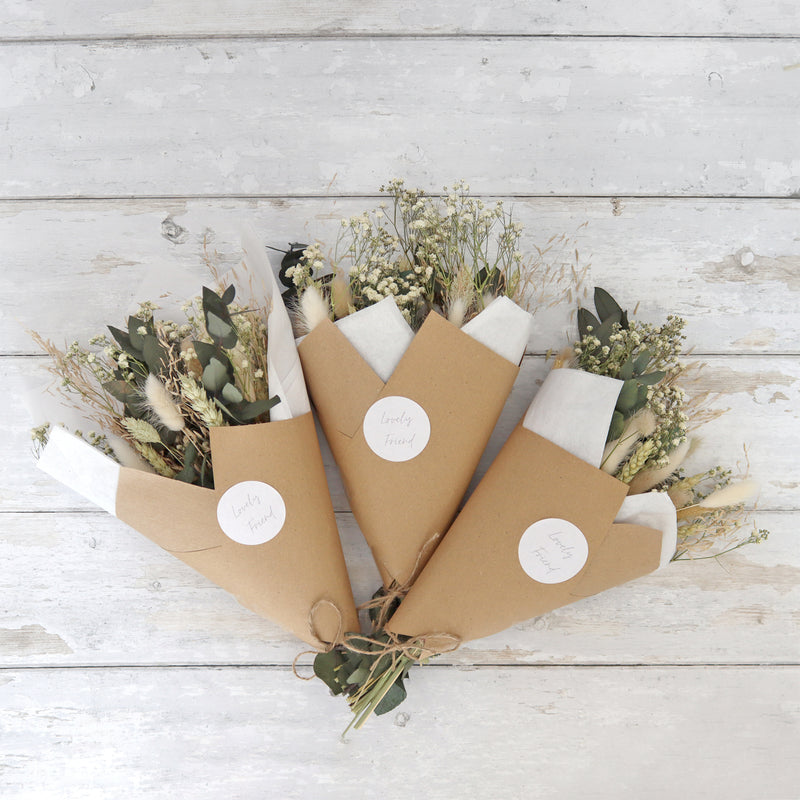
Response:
[2,33,800,46]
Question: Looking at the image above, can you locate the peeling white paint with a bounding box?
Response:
[124,88,165,109]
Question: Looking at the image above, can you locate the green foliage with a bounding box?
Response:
[576,287,681,445]
[35,282,278,490]
[286,179,527,329]
[191,287,280,425]
[313,632,413,723]
[312,586,425,732]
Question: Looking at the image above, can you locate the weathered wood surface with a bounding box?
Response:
[2,198,800,355]
[1,0,797,38]
[2,5,799,796]
[3,666,799,800]
[2,39,799,198]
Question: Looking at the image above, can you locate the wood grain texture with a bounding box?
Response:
[1,0,798,38]
[2,666,799,800]
[3,5,798,793]
[2,39,799,198]
[3,198,800,355]
[0,511,794,668]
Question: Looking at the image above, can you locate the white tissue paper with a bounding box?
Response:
[242,226,311,421]
[334,297,415,382]
[615,493,678,569]
[37,426,120,515]
[331,294,532,383]
[523,369,623,468]
[460,295,533,365]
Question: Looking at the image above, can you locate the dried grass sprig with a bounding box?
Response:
[143,374,185,432]
[131,441,176,478]
[179,375,225,428]
[299,286,331,333]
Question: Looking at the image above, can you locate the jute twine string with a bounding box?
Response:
[292,598,345,680]
[292,533,462,682]
[362,530,443,629]
[345,629,461,662]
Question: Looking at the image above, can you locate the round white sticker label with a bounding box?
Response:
[216,480,286,546]
[518,518,589,584]
[362,395,431,462]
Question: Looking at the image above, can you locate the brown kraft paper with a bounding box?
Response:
[385,426,663,645]
[115,412,358,647]
[298,311,520,588]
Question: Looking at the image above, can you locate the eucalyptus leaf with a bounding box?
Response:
[202,357,229,393]
[313,650,346,695]
[616,379,639,413]
[633,350,652,374]
[206,311,238,348]
[372,651,395,677]
[174,442,198,484]
[127,316,149,350]
[343,636,373,653]
[637,370,666,386]
[593,312,621,346]
[221,382,243,404]
[619,356,635,381]
[202,287,237,348]
[107,325,143,360]
[199,458,213,489]
[347,667,370,685]
[594,287,624,323]
[608,410,625,442]
[142,335,168,374]
[238,395,280,421]
[214,398,242,424]
[220,284,236,305]
[192,340,221,369]
[102,379,138,406]
[278,245,307,291]
[202,286,230,319]
[375,679,407,716]
[577,308,601,339]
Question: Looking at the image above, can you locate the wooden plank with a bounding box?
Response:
[1,1,797,39]
[8,352,800,512]
[0,508,793,667]
[2,665,798,798]
[3,198,800,356]
[2,39,799,198]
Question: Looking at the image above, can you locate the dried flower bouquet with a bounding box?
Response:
[314,285,767,731]
[289,182,546,594]
[31,229,358,647]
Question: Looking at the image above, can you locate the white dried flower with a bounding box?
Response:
[447,297,467,329]
[143,374,185,432]
[109,436,155,473]
[299,286,331,333]
[698,480,760,509]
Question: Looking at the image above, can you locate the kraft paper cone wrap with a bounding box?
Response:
[386,426,663,645]
[115,412,358,647]
[298,311,520,588]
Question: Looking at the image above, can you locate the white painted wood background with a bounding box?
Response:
[2,4,799,798]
